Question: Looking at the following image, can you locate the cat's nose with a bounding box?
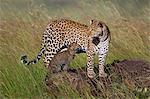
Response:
[75,48,86,53]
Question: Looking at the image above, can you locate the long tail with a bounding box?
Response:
[20,47,45,65]
[21,31,47,65]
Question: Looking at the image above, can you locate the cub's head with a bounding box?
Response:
[89,19,110,46]
[68,43,80,53]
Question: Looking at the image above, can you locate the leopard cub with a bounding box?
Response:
[49,43,80,73]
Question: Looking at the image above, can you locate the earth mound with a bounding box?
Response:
[45,60,150,98]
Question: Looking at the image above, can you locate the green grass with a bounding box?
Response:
[0,0,150,98]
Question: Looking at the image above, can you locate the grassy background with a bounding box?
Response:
[0,0,150,98]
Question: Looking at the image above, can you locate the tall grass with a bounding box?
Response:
[0,0,149,98]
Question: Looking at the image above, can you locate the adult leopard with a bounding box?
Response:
[21,19,110,78]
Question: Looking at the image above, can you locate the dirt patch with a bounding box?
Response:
[45,59,150,97]
[114,60,150,88]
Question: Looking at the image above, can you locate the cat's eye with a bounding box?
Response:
[98,23,103,28]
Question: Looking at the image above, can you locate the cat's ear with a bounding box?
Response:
[90,19,94,25]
